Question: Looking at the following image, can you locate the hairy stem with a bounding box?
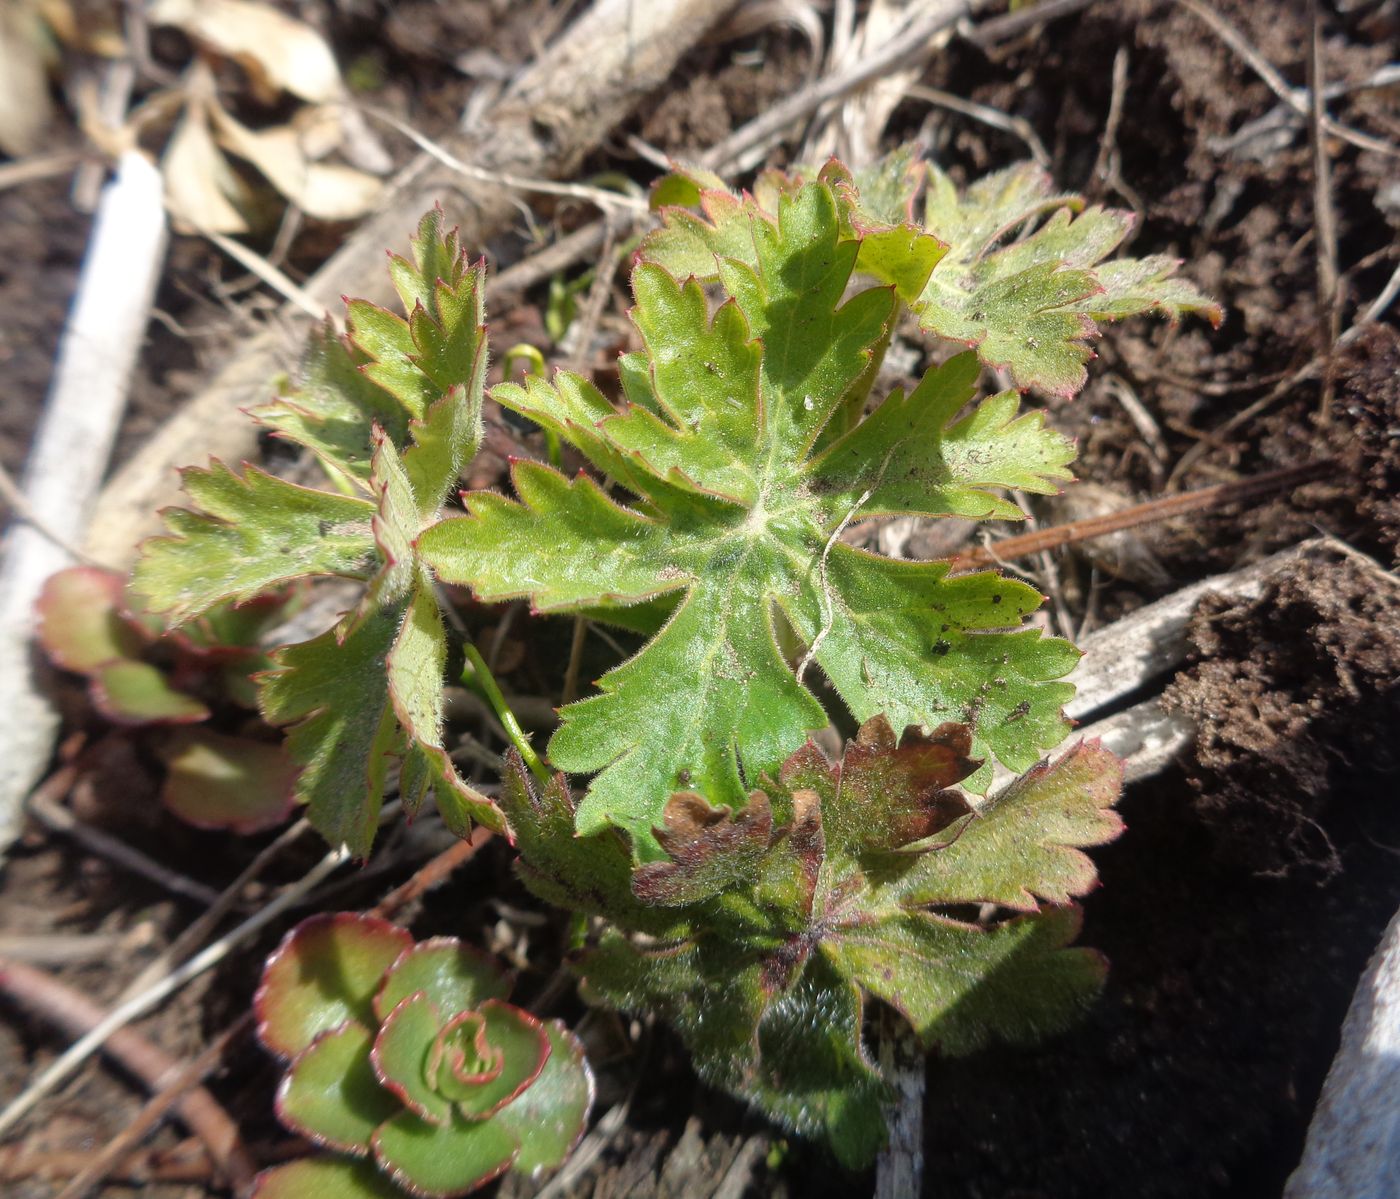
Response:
[463,642,551,785]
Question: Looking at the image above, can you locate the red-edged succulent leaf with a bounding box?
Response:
[375,939,508,1022]
[443,1001,548,1119]
[372,1108,519,1198]
[278,1022,397,1152]
[882,739,1126,910]
[258,913,412,1058]
[90,660,210,725]
[373,991,454,1125]
[35,567,144,671]
[489,1019,593,1176]
[159,729,298,833]
[36,567,210,725]
[253,1156,406,1199]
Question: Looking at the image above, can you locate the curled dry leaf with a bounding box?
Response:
[209,100,383,222]
[162,97,253,234]
[150,0,344,105]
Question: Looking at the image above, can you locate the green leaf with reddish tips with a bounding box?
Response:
[376,940,508,1022]
[631,791,774,907]
[248,319,410,488]
[258,913,412,1058]
[373,1108,518,1197]
[492,1020,593,1175]
[258,608,401,856]
[446,1001,548,1118]
[253,1156,405,1199]
[808,352,1075,521]
[35,567,143,672]
[829,906,1107,1058]
[882,740,1126,910]
[386,582,503,837]
[913,161,1219,395]
[131,461,375,626]
[279,1022,397,1152]
[430,178,1081,857]
[159,729,297,833]
[91,660,209,725]
[428,1010,502,1108]
[373,992,453,1125]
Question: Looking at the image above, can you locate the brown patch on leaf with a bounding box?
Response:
[632,791,774,907]
[832,715,978,852]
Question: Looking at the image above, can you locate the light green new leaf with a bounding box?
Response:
[424,180,1080,857]
[914,161,1222,396]
[132,461,375,625]
[248,320,409,489]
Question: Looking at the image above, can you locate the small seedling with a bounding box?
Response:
[254,913,592,1197]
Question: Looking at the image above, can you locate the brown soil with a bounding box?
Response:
[2,1,1399,1197]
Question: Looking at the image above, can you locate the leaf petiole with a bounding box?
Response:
[461,642,551,786]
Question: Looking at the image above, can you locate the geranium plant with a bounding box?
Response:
[254,913,592,1197]
[126,150,1217,1166]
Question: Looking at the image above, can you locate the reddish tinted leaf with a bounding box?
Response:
[91,660,209,725]
[827,715,977,853]
[632,791,774,907]
[445,1001,548,1119]
[35,567,143,672]
[159,729,297,833]
[258,913,412,1058]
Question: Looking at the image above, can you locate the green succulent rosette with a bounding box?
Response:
[254,913,593,1198]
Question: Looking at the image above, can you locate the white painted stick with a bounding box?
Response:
[0,150,168,858]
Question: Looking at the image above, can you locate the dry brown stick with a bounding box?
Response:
[27,770,223,908]
[699,0,979,171]
[0,957,257,1195]
[367,826,495,919]
[1307,0,1340,418]
[1,1140,213,1186]
[947,459,1337,573]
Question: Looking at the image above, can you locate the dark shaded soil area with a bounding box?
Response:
[2,1,1399,1197]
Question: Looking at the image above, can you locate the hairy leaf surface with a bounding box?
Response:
[508,726,1122,1166]
[423,180,1079,854]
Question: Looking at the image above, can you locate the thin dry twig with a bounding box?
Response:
[0,957,256,1194]
[905,83,1050,167]
[1307,0,1340,420]
[357,104,649,215]
[0,842,350,1140]
[949,459,1337,573]
[26,768,223,908]
[1175,0,1400,158]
